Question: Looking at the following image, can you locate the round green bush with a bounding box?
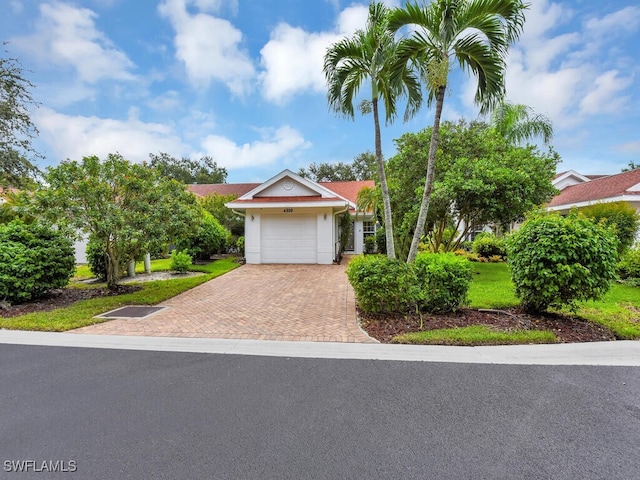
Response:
[414,252,472,313]
[472,233,506,259]
[0,220,75,303]
[617,247,640,280]
[86,236,108,281]
[346,255,421,313]
[506,213,618,312]
[580,201,639,255]
[176,211,230,261]
[363,235,376,254]
[170,250,192,273]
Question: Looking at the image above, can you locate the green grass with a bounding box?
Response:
[576,283,640,339]
[2,257,239,332]
[392,325,556,346]
[74,257,228,280]
[467,262,518,309]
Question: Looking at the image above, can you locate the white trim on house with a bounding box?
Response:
[547,195,640,212]
[553,170,592,190]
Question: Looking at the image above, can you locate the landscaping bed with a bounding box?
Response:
[360,307,618,345]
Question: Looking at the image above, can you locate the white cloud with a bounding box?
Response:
[201,126,311,169]
[158,0,254,95]
[35,107,186,163]
[585,6,640,37]
[579,70,633,115]
[615,141,640,154]
[499,1,637,128]
[12,1,135,84]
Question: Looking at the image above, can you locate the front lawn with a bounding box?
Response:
[1,258,239,332]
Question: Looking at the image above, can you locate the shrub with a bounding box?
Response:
[0,220,76,303]
[170,250,192,273]
[506,213,618,312]
[580,202,639,255]
[364,235,376,254]
[236,236,245,256]
[617,247,640,280]
[414,252,472,313]
[176,211,230,260]
[375,227,387,254]
[86,236,108,281]
[472,233,506,259]
[346,255,421,313]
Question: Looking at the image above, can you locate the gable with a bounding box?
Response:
[256,177,320,198]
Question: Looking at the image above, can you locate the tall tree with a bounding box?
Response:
[148,152,227,184]
[37,154,200,288]
[0,45,41,187]
[490,101,553,145]
[389,0,527,262]
[324,1,422,260]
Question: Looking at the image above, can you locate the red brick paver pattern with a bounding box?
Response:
[73,264,376,343]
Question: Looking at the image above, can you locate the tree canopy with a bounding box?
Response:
[36,154,200,287]
[148,152,227,184]
[298,152,376,182]
[0,45,41,188]
[387,120,559,257]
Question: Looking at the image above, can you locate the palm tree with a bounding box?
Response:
[389,0,528,262]
[324,1,422,260]
[490,101,553,145]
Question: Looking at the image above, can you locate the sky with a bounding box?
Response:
[2,0,639,183]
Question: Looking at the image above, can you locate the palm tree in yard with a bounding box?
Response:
[324,1,422,260]
[389,0,528,262]
[490,100,553,145]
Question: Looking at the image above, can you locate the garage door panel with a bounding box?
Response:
[261,215,317,263]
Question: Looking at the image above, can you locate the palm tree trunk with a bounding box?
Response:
[372,97,396,259]
[407,85,446,263]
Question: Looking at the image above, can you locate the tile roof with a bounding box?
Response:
[548,168,640,207]
[188,179,375,204]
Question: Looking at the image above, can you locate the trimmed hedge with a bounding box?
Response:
[472,233,506,259]
[506,213,618,312]
[346,253,472,314]
[414,252,472,313]
[0,220,75,303]
[346,255,420,313]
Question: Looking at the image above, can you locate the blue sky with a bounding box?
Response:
[3,0,639,182]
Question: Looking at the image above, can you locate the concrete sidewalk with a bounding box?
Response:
[2,330,639,366]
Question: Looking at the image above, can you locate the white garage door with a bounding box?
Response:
[261,214,317,264]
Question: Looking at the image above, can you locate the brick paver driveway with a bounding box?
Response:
[73,263,376,343]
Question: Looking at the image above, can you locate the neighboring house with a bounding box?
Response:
[547,168,640,213]
[188,169,375,264]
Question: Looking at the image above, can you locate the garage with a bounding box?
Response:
[261,214,317,264]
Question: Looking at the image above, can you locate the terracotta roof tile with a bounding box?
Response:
[318,180,375,203]
[548,168,640,207]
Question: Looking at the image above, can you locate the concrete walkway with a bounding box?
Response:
[2,330,640,365]
[73,264,375,343]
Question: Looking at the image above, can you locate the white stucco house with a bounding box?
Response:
[188,169,376,264]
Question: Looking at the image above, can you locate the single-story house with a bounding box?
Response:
[188,169,376,264]
[547,168,640,213]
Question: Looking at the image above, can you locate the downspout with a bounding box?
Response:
[232,209,246,218]
[333,204,350,263]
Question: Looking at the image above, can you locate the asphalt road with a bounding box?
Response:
[1,344,639,479]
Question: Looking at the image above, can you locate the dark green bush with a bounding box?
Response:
[176,211,230,260]
[170,250,192,273]
[236,236,245,256]
[375,227,387,255]
[506,213,618,312]
[364,235,376,254]
[617,247,640,279]
[346,255,421,313]
[414,252,472,313]
[86,236,108,281]
[580,202,639,255]
[472,233,506,259]
[0,220,75,303]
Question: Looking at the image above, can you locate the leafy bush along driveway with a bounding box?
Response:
[359,262,640,345]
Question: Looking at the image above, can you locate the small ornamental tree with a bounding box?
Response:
[36,154,200,288]
[0,220,75,303]
[506,213,618,312]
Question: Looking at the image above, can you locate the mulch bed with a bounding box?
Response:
[0,285,141,318]
[360,307,617,344]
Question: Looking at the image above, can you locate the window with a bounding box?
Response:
[363,221,375,238]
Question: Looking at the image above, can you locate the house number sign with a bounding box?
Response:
[283,208,294,213]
